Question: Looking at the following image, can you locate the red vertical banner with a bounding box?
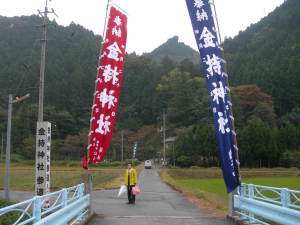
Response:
[83,5,127,167]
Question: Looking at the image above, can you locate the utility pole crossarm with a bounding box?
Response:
[12,94,30,103]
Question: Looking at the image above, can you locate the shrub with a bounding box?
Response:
[0,199,23,225]
[10,154,24,163]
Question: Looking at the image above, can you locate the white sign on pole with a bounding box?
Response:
[133,142,137,158]
[35,122,51,196]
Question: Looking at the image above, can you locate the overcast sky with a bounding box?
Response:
[0,0,285,54]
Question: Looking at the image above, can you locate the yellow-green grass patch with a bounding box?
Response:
[0,165,125,191]
[161,168,300,212]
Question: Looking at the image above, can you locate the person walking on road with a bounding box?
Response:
[124,163,138,204]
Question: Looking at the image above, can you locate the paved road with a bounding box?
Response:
[0,190,34,202]
[89,168,232,225]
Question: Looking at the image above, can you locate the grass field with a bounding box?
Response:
[160,168,300,212]
[0,162,128,191]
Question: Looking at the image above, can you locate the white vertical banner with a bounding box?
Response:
[35,122,51,196]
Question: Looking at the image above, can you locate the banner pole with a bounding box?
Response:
[85,0,111,166]
[81,0,110,214]
[102,0,111,40]
[211,0,241,216]
[211,0,222,44]
[211,0,241,181]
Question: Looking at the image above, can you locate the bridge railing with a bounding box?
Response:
[0,183,90,225]
[234,183,300,225]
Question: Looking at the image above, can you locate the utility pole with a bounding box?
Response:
[35,0,56,197]
[4,94,12,202]
[0,132,3,162]
[172,143,175,167]
[4,94,30,202]
[38,16,45,122]
[38,0,49,122]
[163,110,166,166]
[121,130,123,164]
[38,0,57,122]
[37,0,57,121]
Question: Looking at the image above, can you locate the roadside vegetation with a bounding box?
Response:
[0,160,140,191]
[0,199,25,225]
[160,167,300,215]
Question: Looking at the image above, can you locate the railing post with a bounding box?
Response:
[228,187,238,217]
[62,188,68,207]
[240,184,247,220]
[61,189,68,225]
[248,184,255,223]
[281,188,290,208]
[241,184,246,197]
[74,184,85,223]
[78,183,84,197]
[33,196,42,223]
[249,184,254,198]
[81,173,92,211]
[88,174,92,212]
[228,192,233,216]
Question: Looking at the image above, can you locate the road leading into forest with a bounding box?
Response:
[88,167,232,225]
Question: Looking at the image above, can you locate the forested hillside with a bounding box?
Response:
[0,0,299,168]
[147,36,199,63]
[224,0,300,116]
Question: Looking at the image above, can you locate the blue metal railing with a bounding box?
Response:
[0,183,90,225]
[234,183,300,225]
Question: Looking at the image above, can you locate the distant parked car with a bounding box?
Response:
[144,160,152,169]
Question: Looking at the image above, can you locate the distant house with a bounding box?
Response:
[164,136,176,149]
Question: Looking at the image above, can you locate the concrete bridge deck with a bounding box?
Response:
[89,168,231,225]
[1,168,232,225]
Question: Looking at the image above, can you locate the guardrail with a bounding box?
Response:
[234,183,300,225]
[0,183,90,225]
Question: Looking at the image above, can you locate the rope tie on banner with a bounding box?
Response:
[234,145,239,151]
[222,72,228,78]
[101,39,109,44]
[218,46,224,51]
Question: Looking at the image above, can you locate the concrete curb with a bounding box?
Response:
[76,210,96,225]
[226,215,261,225]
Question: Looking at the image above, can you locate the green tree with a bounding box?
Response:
[20,137,35,159]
